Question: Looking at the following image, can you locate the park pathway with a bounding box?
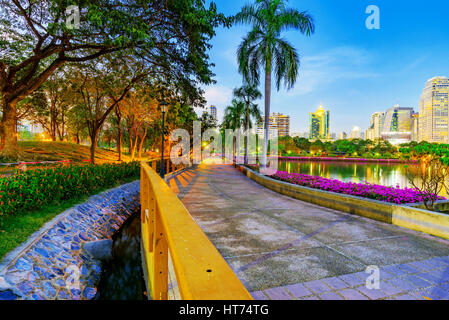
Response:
[166,164,449,300]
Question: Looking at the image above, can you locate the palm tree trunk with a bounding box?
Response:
[262,63,271,170]
[236,129,241,163]
[244,104,250,165]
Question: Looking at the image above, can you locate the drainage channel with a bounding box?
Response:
[94,210,147,300]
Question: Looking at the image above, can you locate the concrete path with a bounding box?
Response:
[167,164,449,300]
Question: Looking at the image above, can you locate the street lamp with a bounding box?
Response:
[160,101,168,178]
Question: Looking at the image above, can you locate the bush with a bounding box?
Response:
[271,171,445,204]
[0,162,140,217]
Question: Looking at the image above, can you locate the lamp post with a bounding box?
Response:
[160,101,168,178]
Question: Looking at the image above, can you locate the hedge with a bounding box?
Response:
[0,162,140,217]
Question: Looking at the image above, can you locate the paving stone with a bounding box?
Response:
[338,274,365,287]
[425,287,449,299]
[387,277,417,291]
[284,283,312,298]
[251,291,268,300]
[397,264,419,274]
[395,294,418,300]
[303,280,331,294]
[264,287,292,300]
[322,277,349,290]
[416,272,445,285]
[357,286,388,300]
[339,289,368,300]
[379,281,404,296]
[319,292,343,300]
[383,265,409,277]
[301,295,319,300]
[403,274,432,288]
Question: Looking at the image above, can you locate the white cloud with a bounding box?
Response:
[290,46,379,96]
[204,85,233,106]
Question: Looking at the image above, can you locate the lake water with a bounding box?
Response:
[278,160,448,197]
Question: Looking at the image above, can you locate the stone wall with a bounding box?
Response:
[0,181,140,300]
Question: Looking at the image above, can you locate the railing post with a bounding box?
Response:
[152,160,157,170]
[153,205,168,300]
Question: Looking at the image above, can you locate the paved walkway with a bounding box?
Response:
[167,164,449,300]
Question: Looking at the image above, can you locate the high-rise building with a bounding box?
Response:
[419,76,449,143]
[411,113,419,142]
[257,113,290,137]
[309,105,330,140]
[338,132,347,140]
[210,105,217,120]
[381,104,414,145]
[349,126,361,140]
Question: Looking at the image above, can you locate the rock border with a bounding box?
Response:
[0,180,140,300]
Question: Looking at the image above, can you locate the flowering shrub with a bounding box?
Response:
[271,171,445,204]
[0,162,140,217]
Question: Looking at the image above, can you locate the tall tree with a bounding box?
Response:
[234,0,315,169]
[27,70,71,141]
[233,84,262,164]
[68,56,145,164]
[222,99,245,161]
[0,0,227,158]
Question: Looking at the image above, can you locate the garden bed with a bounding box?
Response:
[270,171,443,205]
[0,162,140,218]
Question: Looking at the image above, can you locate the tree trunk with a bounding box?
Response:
[89,130,99,165]
[116,112,122,162]
[261,64,271,170]
[244,103,250,165]
[0,98,19,159]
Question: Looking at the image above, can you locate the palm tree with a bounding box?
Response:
[222,99,245,162]
[235,0,315,169]
[233,84,262,165]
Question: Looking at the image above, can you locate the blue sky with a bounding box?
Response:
[200,0,449,134]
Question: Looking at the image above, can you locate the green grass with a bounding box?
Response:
[14,141,132,163]
[0,177,138,261]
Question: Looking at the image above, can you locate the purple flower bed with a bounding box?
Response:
[271,171,444,204]
[278,156,416,163]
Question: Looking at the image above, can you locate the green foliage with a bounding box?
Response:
[399,142,449,165]
[234,0,315,89]
[0,162,140,218]
[280,137,400,158]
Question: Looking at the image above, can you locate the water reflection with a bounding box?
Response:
[278,160,448,197]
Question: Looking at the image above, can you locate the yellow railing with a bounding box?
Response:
[140,162,252,300]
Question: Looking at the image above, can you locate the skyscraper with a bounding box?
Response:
[381,104,414,145]
[257,113,290,137]
[366,111,385,141]
[349,126,361,140]
[309,105,330,140]
[210,105,217,120]
[419,76,449,143]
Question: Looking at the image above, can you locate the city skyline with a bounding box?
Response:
[201,0,449,133]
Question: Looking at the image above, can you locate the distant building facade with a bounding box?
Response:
[349,126,361,140]
[419,76,449,143]
[380,104,414,145]
[210,105,217,120]
[365,111,385,141]
[257,113,290,137]
[338,132,347,140]
[309,105,330,140]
